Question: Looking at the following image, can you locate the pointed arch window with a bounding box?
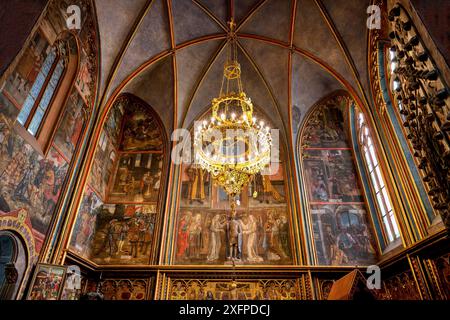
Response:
[16,40,67,137]
[356,110,400,243]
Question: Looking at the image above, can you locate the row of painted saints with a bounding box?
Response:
[176,162,292,265]
[176,209,291,264]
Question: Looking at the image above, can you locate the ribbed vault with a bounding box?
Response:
[93,0,372,138]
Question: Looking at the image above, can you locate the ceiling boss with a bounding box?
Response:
[193,19,272,217]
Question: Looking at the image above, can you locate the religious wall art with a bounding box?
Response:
[3,30,52,107]
[69,94,166,265]
[88,101,123,199]
[69,186,103,259]
[303,150,364,203]
[120,103,164,152]
[90,204,157,265]
[175,119,292,265]
[302,97,350,149]
[301,94,378,266]
[0,98,68,234]
[26,264,67,300]
[175,208,291,265]
[108,153,163,203]
[0,0,98,262]
[310,204,377,265]
[53,89,86,161]
[248,172,286,207]
[168,279,300,300]
[180,165,211,208]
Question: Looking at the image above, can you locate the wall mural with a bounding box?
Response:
[0,95,68,237]
[108,153,163,203]
[301,94,377,266]
[69,185,102,258]
[303,150,364,203]
[2,30,52,108]
[120,105,164,152]
[174,117,293,265]
[70,95,166,265]
[0,0,98,261]
[88,100,124,199]
[53,89,86,161]
[90,204,157,264]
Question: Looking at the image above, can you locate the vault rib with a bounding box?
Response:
[181,40,228,127]
[192,0,228,32]
[313,0,371,109]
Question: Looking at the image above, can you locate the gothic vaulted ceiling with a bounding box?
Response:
[94,0,372,137]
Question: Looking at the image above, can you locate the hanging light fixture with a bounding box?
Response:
[193,19,272,214]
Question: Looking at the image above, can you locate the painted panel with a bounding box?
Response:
[175,154,293,265]
[89,204,157,265]
[53,89,86,161]
[69,185,103,259]
[301,95,378,266]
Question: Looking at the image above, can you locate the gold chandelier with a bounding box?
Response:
[193,20,272,205]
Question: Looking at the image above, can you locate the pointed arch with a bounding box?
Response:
[297,90,379,266]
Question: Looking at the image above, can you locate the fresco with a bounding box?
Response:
[311,204,377,265]
[180,165,211,208]
[301,95,378,266]
[303,150,364,203]
[108,153,163,203]
[27,264,66,300]
[175,160,292,265]
[0,96,68,234]
[3,30,51,107]
[88,102,124,199]
[53,89,86,161]
[176,208,291,264]
[168,279,301,300]
[120,103,164,152]
[0,0,98,263]
[90,204,157,265]
[69,186,103,259]
[70,95,166,265]
[301,97,349,148]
